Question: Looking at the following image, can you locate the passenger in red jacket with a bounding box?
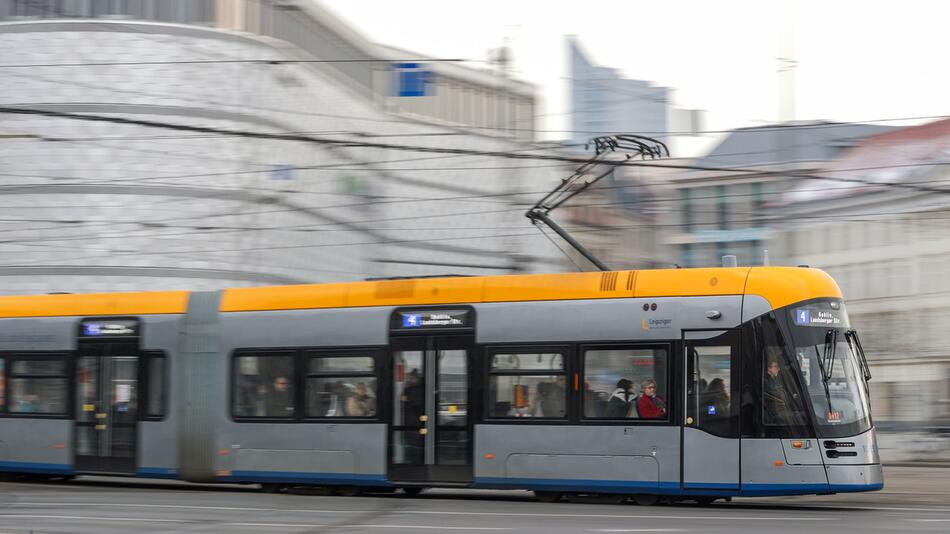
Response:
[637,379,667,419]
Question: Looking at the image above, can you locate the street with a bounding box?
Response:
[1,467,948,533]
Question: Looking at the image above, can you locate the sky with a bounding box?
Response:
[319,0,949,155]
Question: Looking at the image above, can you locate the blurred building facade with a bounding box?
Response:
[557,165,673,271]
[569,36,668,147]
[661,122,893,269]
[777,119,950,427]
[0,0,583,294]
[568,36,703,152]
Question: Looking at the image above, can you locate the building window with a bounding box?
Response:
[7,356,68,415]
[232,353,295,419]
[487,351,566,418]
[305,354,377,418]
[583,347,669,419]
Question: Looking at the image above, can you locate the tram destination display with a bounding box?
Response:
[80,318,139,337]
[791,301,849,328]
[392,309,472,331]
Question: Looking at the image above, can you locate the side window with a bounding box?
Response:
[583,347,669,420]
[232,353,295,419]
[8,357,68,415]
[487,351,566,418]
[0,357,6,412]
[741,315,811,438]
[145,353,166,419]
[305,354,377,418]
[692,344,734,436]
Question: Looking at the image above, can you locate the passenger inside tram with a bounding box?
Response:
[604,378,636,418]
[637,379,667,419]
[346,382,376,417]
[266,375,294,417]
[703,377,730,417]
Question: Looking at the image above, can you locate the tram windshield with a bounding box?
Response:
[788,301,872,438]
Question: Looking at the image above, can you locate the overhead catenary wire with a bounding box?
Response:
[3,106,949,199]
[1,157,948,240]
[4,66,948,138]
[0,158,950,242]
[5,193,950,254]
[0,58,472,68]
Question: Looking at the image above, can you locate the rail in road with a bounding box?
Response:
[1,467,948,533]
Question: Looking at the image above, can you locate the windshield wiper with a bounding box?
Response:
[820,329,838,383]
[813,330,838,417]
[813,336,834,416]
[826,329,838,380]
[847,330,872,382]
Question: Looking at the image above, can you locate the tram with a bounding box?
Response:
[0,267,881,503]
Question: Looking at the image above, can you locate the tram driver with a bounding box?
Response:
[764,359,800,425]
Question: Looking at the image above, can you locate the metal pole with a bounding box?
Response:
[527,210,610,271]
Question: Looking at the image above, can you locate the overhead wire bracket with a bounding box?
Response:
[526,134,668,271]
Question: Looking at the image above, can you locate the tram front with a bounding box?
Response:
[783,299,882,493]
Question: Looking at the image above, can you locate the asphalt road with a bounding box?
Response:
[1,467,948,533]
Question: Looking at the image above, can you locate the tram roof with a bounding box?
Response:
[0,267,841,318]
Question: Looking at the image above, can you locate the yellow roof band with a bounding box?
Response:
[0,291,189,318]
[220,267,842,313]
[745,267,842,310]
[0,268,843,318]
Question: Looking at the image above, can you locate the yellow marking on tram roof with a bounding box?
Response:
[219,282,349,311]
[481,272,629,302]
[0,267,844,317]
[633,268,748,298]
[219,267,843,313]
[0,291,189,318]
[745,267,842,309]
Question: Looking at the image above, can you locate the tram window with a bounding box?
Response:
[0,358,6,412]
[12,359,65,376]
[740,314,811,438]
[691,344,735,437]
[309,356,374,374]
[145,354,166,419]
[491,353,564,371]
[232,354,295,419]
[583,347,669,420]
[7,356,68,415]
[305,354,377,418]
[488,351,566,419]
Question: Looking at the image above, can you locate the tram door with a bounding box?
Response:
[388,308,474,484]
[75,319,140,475]
[682,329,740,491]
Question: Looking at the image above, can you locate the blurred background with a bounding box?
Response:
[0,0,947,462]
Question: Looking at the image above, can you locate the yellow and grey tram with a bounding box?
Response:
[0,267,881,502]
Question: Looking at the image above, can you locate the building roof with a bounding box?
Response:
[784,118,950,204]
[697,121,894,168]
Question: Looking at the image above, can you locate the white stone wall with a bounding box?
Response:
[0,21,570,294]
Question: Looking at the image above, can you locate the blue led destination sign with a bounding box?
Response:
[81,319,139,337]
[393,309,471,331]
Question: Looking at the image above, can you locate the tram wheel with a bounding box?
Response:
[565,493,625,504]
[335,486,362,497]
[261,483,285,494]
[534,491,563,503]
[401,487,424,497]
[632,494,660,506]
[695,496,718,505]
